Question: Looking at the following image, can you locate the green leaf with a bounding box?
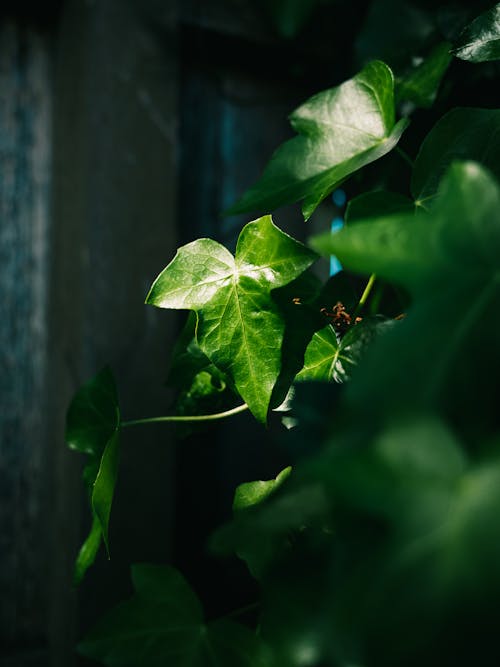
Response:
[311,161,500,434]
[411,107,500,203]
[296,318,395,384]
[396,41,452,108]
[213,482,329,580]
[233,467,292,512]
[146,215,317,422]
[355,0,436,71]
[92,428,120,556]
[66,366,119,456]
[452,3,500,62]
[66,368,121,581]
[261,0,321,38]
[226,61,408,220]
[74,514,102,586]
[78,564,272,667]
[312,417,500,666]
[345,190,414,224]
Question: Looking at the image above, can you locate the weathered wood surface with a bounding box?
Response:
[0,19,53,664]
[1,1,179,664]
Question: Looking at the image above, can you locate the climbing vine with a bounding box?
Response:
[66,2,500,665]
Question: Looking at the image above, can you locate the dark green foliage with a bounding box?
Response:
[65,367,121,582]
[65,6,500,665]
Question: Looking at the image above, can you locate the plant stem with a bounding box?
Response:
[353,273,376,318]
[121,403,248,428]
[225,601,260,619]
[395,146,414,169]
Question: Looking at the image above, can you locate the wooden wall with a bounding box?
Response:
[0,1,345,664]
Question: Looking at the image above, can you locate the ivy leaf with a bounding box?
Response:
[66,366,119,457]
[78,564,272,667]
[226,61,408,220]
[396,41,452,109]
[167,314,237,431]
[311,161,500,434]
[296,318,395,384]
[233,466,292,512]
[261,0,321,38]
[66,368,121,582]
[146,215,317,422]
[452,4,500,63]
[345,191,414,224]
[355,0,436,71]
[213,482,329,580]
[411,107,500,203]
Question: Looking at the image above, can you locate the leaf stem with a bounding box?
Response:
[353,273,377,318]
[225,601,260,619]
[395,146,414,169]
[121,403,248,428]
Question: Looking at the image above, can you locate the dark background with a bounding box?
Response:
[0,1,359,665]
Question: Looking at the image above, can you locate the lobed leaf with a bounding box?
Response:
[226,61,408,220]
[452,3,500,62]
[411,107,500,203]
[79,564,272,667]
[147,215,317,422]
[297,318,396,384]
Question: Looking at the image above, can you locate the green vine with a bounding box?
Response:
[65,2,500,665]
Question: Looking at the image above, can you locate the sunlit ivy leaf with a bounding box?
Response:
[226,61,408,220]
[452,3,500,62]
[233,466,292,512]
[146,215,317,422]
[345,190,414,224]
[396,41,452,108]
[311,161,500,435]
[66,368,121,582]
[296,318,395,384]
[411,107,500,203]
[78,563,272,667]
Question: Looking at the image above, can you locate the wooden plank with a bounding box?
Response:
[0,20,53,659]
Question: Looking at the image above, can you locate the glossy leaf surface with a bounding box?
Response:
[412,107,500,202]
[233,466,292,512]
[452,4,500,62]
[79,564,272,667]
[226,62,408,220]
[297,318,395,383]
[147,215,317,422]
